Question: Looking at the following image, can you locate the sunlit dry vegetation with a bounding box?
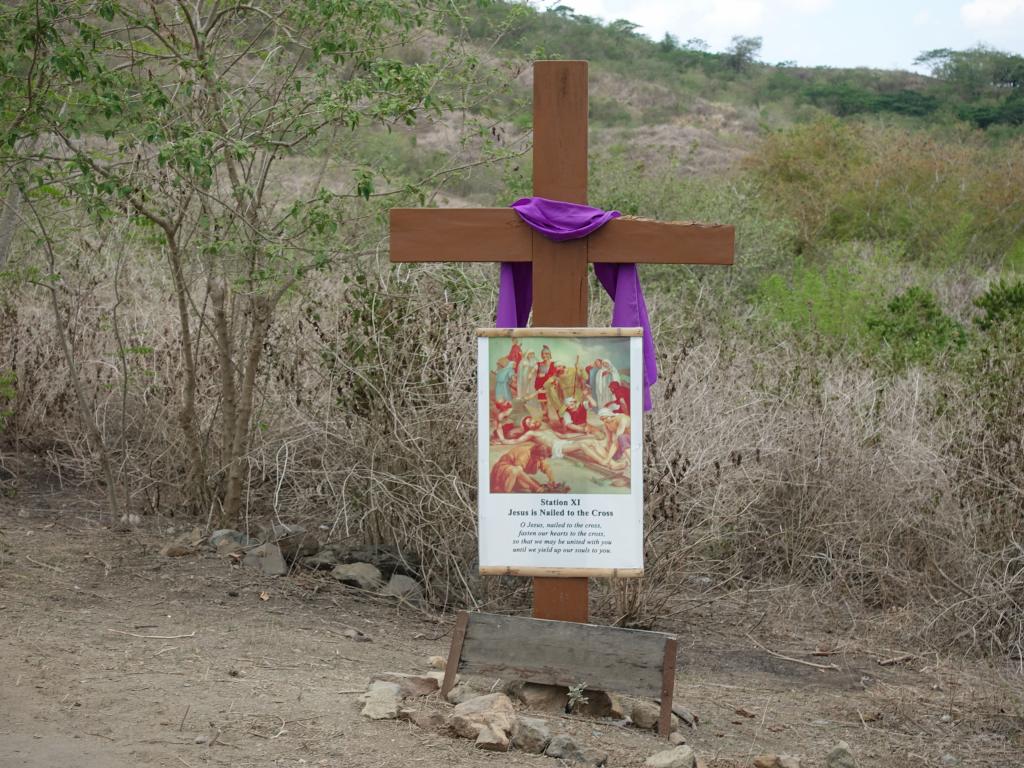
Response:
[2,1,1023,666]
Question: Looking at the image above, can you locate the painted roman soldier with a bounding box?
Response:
[533,345,556,406]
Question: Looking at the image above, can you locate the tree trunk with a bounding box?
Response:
[46,281,121,518]
[219,296,272,528]
[209,277,237,475]
[0,183,22,269]
[165,237,209,512]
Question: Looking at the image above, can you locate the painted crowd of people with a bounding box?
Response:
[488,340,632,494]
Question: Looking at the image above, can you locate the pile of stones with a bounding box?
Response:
[358,656,705,767]
[358,658,865,768]
[188,523,425,604]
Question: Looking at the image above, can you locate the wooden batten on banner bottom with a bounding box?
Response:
[478,567,644,578]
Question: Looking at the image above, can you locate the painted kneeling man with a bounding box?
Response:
[490,441,557,493]
[559,396,591,434]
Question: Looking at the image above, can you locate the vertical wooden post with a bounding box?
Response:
[658,637,679,738]
[530,60,590,624]
[441,610,470,699]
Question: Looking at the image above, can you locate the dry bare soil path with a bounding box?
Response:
[1,468,1021,768]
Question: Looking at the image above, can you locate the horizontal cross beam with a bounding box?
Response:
[389,208,734,266]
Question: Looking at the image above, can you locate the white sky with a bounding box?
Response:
[539,0,1024,69]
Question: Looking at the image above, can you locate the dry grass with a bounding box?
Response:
[1,239,1022,663]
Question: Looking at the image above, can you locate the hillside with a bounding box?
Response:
[461,2,1024,133]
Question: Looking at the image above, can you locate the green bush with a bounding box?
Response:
[756,256,881,345]
[973,278,1024,330]
[866,286,965,370]
[747,119,1024,263]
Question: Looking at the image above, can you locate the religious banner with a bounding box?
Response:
[476,328,644,577]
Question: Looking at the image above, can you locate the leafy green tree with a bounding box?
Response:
[659,32,679,53]
[724,35,762,73]
[1,0,491,524]
[608,19,640,36]
[915,46,1024,98]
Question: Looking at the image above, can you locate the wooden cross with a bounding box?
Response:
[389,60,734,625]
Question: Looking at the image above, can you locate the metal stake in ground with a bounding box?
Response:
[389,60,735,624]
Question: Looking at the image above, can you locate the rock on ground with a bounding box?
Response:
[671,703,699,728]
[370,672,438,698]
[754,756,801,768]
[509,681,567,711]
[475,723,510,751]
[428,655,446,670]
[445,683,480,705]
[337,544,420,579]
[511,716,551,754]
[544,734,607,766]
[263,523,319,561]
[360,681,402,720]
[380,573,424,604]
[331,562,383,590]
[399,709,444,730]
[609,693,628,719]
[447,693,516,747]
[507,681,614,717]
[632,700,678,731]
[644,745,696,768]
[669,732,687,746]
[299,549,339,570]
[208,529,255,553]
[242,542,288,576]
[825,742,856,768]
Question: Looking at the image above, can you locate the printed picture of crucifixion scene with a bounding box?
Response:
[487,335,634,495]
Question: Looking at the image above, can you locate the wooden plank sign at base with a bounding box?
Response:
[442,611,680,738]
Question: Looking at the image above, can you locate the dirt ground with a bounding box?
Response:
[1,460,1022,768]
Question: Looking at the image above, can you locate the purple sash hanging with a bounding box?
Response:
[496,196,658,411]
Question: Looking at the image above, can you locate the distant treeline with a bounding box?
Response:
[465,1,1024,130]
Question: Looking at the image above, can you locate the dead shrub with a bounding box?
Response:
[3,246,1024,659]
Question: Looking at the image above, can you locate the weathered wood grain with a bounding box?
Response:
[530,61,593,621]
[659,637,679,737]
[388,208,531,263]
[388,210,734,266]
[455,611,676,698]
[589,217,735,265]
[441,611,469,698]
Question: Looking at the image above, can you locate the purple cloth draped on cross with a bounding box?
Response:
[495,196,658,411]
